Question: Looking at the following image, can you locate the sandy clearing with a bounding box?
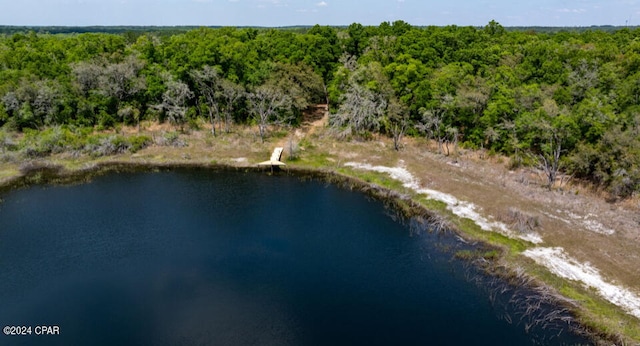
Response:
[344,161,544,244]
[524,247,640,319]
[345,160,640,320]
[544,211,615,236]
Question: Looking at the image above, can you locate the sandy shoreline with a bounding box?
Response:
[343,160,640,321]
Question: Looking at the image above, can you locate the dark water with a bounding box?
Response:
[0,169,589,345]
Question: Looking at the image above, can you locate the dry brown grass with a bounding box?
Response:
[376,137,640,290]
[296,124,640,314]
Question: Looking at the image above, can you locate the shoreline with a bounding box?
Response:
[0,160,612,343]
[0,130,638,344]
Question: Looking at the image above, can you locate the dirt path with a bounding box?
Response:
[274,104,329,153]
[301,104,329,136]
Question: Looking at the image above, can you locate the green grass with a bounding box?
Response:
[297,150,334,169]
[413,195,532,255]
[522,259,640,343]
[0,167,19,180]
[336,167,409,193]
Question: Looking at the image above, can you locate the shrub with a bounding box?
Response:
[156,131,187,147]
[20,127,71,157]
[0,129,17,153]
[85,135,131,156]
[498,207,540,235]
[129,135,152,153]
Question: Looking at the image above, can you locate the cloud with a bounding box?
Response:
[316,1,327,6]
[255,0,288,8]
[557,8,587,13]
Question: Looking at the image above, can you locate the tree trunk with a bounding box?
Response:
[259,123,265,143]
[209,110,216,136]
[539,135,562,190]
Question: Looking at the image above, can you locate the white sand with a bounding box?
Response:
[344,162,543,244]
[546,211,615,235]
[582,219,615,235]
[344,161,640,320]
[524,247,640,319]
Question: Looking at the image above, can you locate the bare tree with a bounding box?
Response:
[98,56,146,106]
[416,108,444,152]
[160,78,193,132]
[71,61,103,96]
[192,66,245,135]
[415,94,453,155]
[338,52,358,72]
[248,85,291,142]
[387,98,408,151]
[444,126,460,157]
[330,84,386,139]
[218,79,244,133]
[537,132,563,190]
[191,66,221,136]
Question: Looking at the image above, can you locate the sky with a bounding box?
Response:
[0,0,639,27]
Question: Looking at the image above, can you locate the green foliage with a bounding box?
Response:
[157,131,187,147]
[569,126,640,198]
[128,135,152,152]
[0,23,639,195]
[19,127,82,156]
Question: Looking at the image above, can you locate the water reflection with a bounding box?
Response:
[0,169,590,345]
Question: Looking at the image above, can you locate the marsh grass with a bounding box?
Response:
[521,258,640,344]
[497,207,541,235]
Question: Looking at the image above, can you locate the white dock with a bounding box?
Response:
[258,147,286,166]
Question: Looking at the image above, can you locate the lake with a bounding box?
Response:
[0,168,589,345]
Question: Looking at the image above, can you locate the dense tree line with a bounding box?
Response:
[1,21,640,197]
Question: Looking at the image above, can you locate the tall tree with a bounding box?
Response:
[248,85,291,142]
[416,94,454,155]
[159,77,193,132]
[192,65,221,135]
[218,79,244,133]
[386,98,409,151]
[330,83,386,139]
[97,55,146,107]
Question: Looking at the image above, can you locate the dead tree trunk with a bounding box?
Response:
[539,134,562,190]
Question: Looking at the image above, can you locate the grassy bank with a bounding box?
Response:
[331,166,640,344]
[1,126,639,345]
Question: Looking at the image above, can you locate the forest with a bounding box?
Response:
[1,21,639,197]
